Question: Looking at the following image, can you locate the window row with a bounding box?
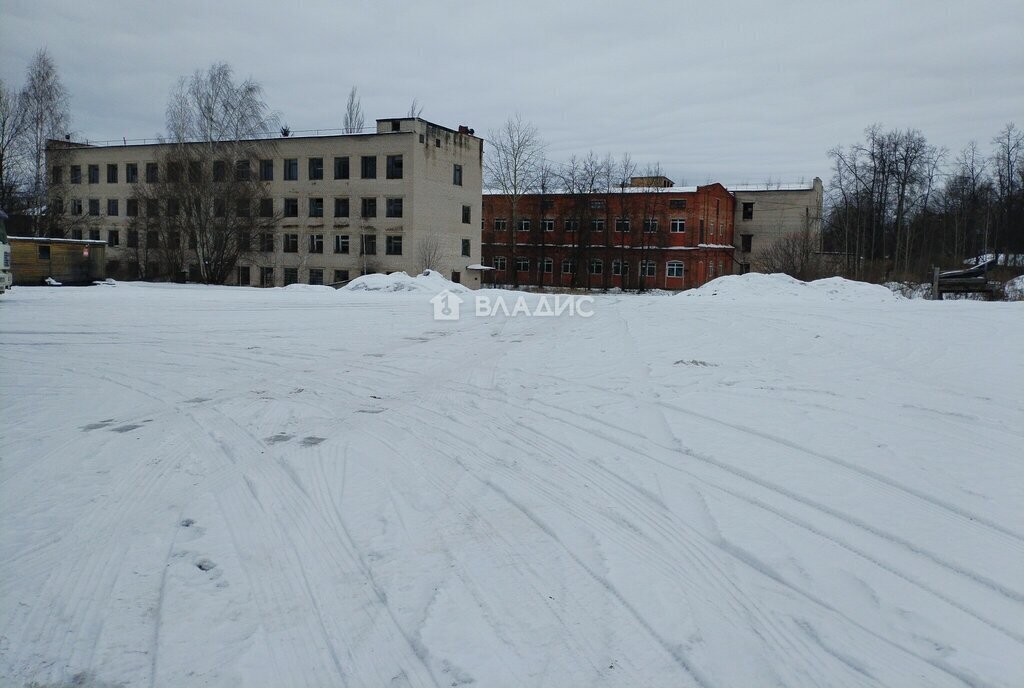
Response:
[60,196,408,219]
[490,257,687,278]
[491,217,689,233]
[56,158,467,186]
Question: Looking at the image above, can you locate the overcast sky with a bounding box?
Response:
[3,0,1022,186]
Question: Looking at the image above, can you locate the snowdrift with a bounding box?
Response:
[681,273,902,303]
[341,269,470,294]
[1006,275,1024,301]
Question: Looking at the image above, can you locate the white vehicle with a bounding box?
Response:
[0,210,12,294]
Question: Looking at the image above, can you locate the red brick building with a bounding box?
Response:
[482,179,734,290]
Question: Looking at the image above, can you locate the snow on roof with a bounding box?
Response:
[679,273,901,303]
[727,182,818,192]
[465,263,494,270]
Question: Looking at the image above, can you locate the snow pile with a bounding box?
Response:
[92,278,118,287]
[681,272,902,303]
[282,283,336,293]
[1006,275,1024,300]
[44,277,62,286]
[884,281,931,299]
[342,269,470,294]
[963,253,1024,267]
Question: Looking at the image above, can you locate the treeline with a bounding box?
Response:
[824,124,1023,281]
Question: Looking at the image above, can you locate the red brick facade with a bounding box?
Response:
[482,184,734,290]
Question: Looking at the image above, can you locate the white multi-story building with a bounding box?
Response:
[731,178,824,274]
[47,118,485,288]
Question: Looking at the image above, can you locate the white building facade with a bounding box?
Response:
[47,118,485,288]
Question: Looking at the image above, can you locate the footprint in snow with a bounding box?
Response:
[196,558,216,572]
[264,433,294,444]
[110,423,143,433]
[81,419,115,431]
[301,436,326,447]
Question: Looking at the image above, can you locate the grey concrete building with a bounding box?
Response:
[731,178,823,274]
[47,118,485,288]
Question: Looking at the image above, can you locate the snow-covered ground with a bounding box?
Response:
[1,276,1022,687]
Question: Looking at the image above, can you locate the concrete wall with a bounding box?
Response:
[47,117,484,288]
[732,178,823,273]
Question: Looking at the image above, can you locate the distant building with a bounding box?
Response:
[8,235,106,285]
[731,178,824,274]
[482,182,735,290]
[46,118,485,288]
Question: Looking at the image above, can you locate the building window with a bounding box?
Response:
[590,199,605,209]
[127,230,138,248]
[147,230,160,248]
[214,198,226,217]
[87,164,99,184]
[309,197,324,218]
[671,219,685,233]
[360,234,377,255]
[165,198,179,216]
[283,233,299,252]
[615,217,630,232]
[541,218,554,232]
[107,229,120,247]
[517,219,530,232]
[144,162,158,183]
[453,164,463,186]
[259,233,274,252]
[283,267,299,285]
[284,198,298,217]
[38,245,51,259]
[361,155,377,179]
[88,198,100,216]
[589,259,603,275]
[260,159,273,181]
[125,163,138,183]
[669,199,687,210]
[542,257,553,273]
[106,199,118,216]
[699,219,705,243]
[260,266,274,287]
[742,202,754,220]
[308,157,323,180]
[333,269,349,283]
[334,197,349,218]
[385,235,403,255]
[386,154,403,179]
[89,229,100,241]
[106,164,117,183]
[493,218,507,231]
[612,259,629,276]
[212,160,226,182]
[561,259,576,274]
[237,199,251,217]
[235,160,251,181]
[284,158,298,181]
[361,197,377,218]
[68,199,82,215]
[334,156,349,180]
[641,261,656,277]
[667,261,684,278]
[70,165,82,184]
[492,256,507,271]
[741,234,753,252]
[334,234,349,254]
[385,197,403,218]
[188,162,201,183]
[516,256,529,272]
[643,218,658,233]
[308,234,324,253]
[564,219,580,232]
[461,239,471,257]
[71,229,82,239]
[308,268,324,285]
[238,265,251,285]
[259,198,273,217]
[52,166,63,184]
[144,199,158,217]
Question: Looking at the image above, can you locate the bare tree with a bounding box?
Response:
[0,80,28,211]
[758,228,821,281]
[484,115,544,287]
[991,122,1023,261]
[417,230,445,272]
[21,50,69,234]
[344,87,365,133]
[407,98,423,119]
[131,63,281,283]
